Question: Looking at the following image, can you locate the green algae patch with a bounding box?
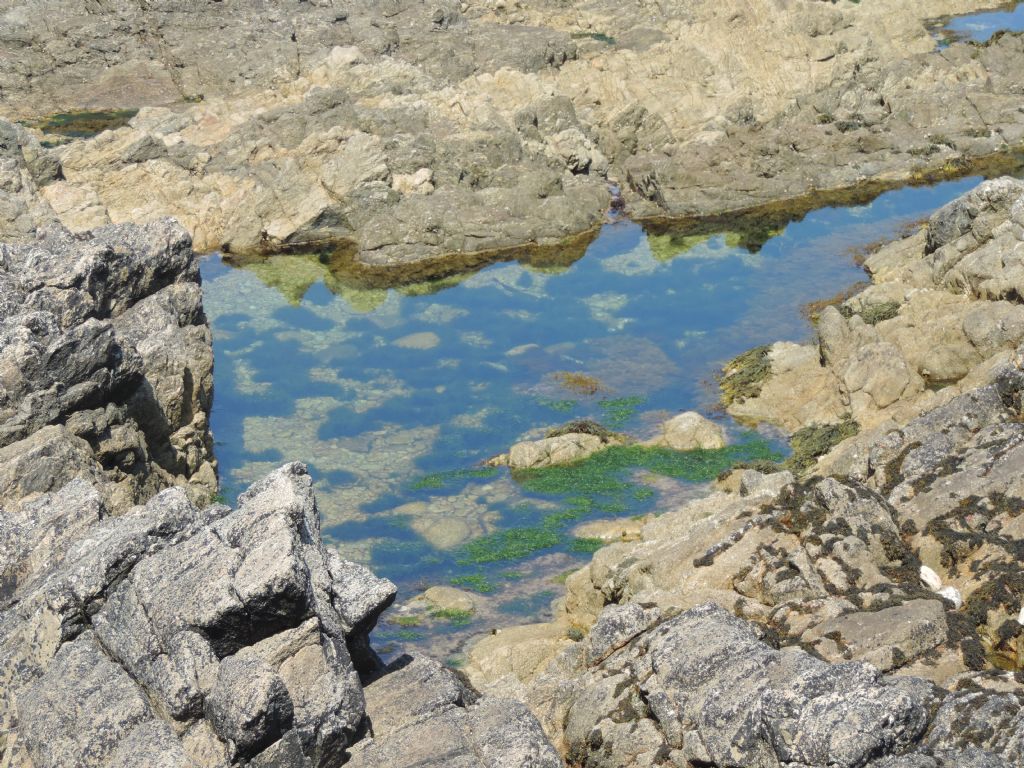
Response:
[570,537,607,554]
[431,608,475,626]
[450,439,782,565]
[632,486,655,501]
[450,574,496,593]
[784,419,859,475]
[245,255,331,305]
[515,441,782,497]
[456,525,562,564]
[391,615,422,627]
[598,396,646,427]
[720,345,772,406]
[411,466,499,490]
[26,109,138,139]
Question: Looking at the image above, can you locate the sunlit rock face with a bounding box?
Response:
[0,214,216,513]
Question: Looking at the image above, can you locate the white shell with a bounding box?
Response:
[937,585,963,609]
[1017,605,1024,626]
[919,565,943,592]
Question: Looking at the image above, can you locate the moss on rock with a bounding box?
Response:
[784,419,860,475]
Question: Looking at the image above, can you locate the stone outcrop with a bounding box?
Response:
[0,462,561,767]
[728,176,1024,436]
[5,2,1024,270]
[469,367,1024,764]
[0,213,216,515]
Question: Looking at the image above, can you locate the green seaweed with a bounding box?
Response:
[26,109,139,139]
[598,396,646,427]
[431,608,475,626]
[412,466,499,490]
[784,419,859,475]
[456,525,562,564]
[570,537,607,554]
[450,574,496,593]
[515,441,781,496]
[720,345,772,406]
[456,439,780,565]
[632,486,655,501]
[391,615,422,627]
[394,629,423,641]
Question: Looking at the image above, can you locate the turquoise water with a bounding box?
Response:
[935,2,1024,45]
[201,177,983,656]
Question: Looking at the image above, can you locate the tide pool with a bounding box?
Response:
[201,176,984,658]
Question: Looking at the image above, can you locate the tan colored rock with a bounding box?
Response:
[642,411,725,451]
[391,168,434,196]
[466,621,574,687]
[420,586,480,615]
[500,432,613,469]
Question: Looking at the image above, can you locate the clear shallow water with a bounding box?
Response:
[201,177,983,658]
[934,2,1024,45]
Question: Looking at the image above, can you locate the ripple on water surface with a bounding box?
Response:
[201,177,985,660]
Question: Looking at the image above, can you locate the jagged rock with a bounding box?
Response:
[347,696,562,768]
[362,655,474,739]
[1,464,561,767]
[0,216,215,509]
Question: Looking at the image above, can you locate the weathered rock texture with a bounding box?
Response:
[0,462,561,767]
[4,1,1024,269]
[0,213,216,516]
[727,176,1024,435]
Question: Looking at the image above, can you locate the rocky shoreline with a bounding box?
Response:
[0,212,561,767]
[3,1,1024,270]
[3,1,1024,766]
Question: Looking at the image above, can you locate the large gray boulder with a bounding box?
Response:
[1,464,388,767]
[0,216,216,511]
[1,463,563,767]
